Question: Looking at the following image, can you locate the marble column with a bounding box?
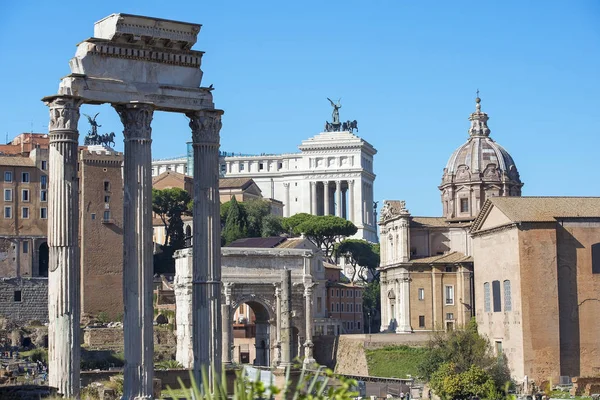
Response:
[323,181,330,216]
[379,278,388,332]
[188,110,224,385]
[303,284,316,365]
[398,275,412,333]
[274,285,282,365]
[221,304,232,365]
[348,180,355,223]
[115,103,155,400]
[394,279,402,332]
[310,182,317,215]
[284,182,290,217]
[335,180,342,217]
[44,95,82,398]
[279,269,293,368]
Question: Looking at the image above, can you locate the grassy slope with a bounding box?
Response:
[365,346,428,379]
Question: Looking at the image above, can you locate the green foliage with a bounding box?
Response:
[335,239,380,282]
[97,311,110,324]
[155,359,183,370]
[244,199,271,237]
[80,349,125,370]
[152,187,192,248]
[164,366,359,400]
[362,280,381,332]
[261,214,284,237]
[223,197,248,245]
[429,363,498,400]
[365,345,429,378]
[418,318,511,398]
[291,214,358,258]
[281,212,312,235]
[21,348,47,363]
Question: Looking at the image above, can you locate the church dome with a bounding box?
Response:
[439,96,523,220]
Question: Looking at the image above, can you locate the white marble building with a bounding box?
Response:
[152,130,378,242]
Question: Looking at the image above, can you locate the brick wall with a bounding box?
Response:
[84,327,176,350]
[0,278,47,324]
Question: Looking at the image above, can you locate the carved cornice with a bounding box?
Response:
[188,110,223,145]
[45,96,83,132]
[379,200,410,225]
[114,103,154,141]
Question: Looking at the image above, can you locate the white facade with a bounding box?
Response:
[152,131,378,242]
[152,156,187,176]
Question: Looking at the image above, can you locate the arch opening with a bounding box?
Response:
[231,300,272,366]
[38,242,49,277]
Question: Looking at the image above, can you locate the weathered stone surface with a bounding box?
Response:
[0,278,48,324]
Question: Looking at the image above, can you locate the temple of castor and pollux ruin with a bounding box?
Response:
[42,13,255,399]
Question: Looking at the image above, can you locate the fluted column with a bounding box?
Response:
[335,180,342,217]
[115,103,154,400]
[44,95,82,398]
[310,182,317,215]
[348,180,355,223]
[279,269,293,368]
[188,110,224,386]
[222,283,233,365]
[273,285,282,365]
[284,182,290,217]
[303,284,316,365]
[323,181,330,216]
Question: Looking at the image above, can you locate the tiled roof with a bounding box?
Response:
[323,262,341,270]
[473,197,600,231]
[219,178,256,190]
[226,236,286,248]
[0,156,35,167]
[328,282,366,288]
[410,216,472,228]
[276,237,308,249]
[409,251,473,264]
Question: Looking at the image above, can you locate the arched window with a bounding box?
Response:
[503,280,512,311]
[483,282,490,312]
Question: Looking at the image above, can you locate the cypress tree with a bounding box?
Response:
[223,196,248,245]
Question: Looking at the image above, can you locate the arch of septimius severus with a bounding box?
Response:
[43,14,223,399]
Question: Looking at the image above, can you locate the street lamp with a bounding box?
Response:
[367,311,372,335]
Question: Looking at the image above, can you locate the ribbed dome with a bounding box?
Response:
[439,96,523,220]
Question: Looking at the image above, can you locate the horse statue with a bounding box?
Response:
[99,132,116,148]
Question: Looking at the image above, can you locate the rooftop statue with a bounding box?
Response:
[327,97,342,124]
[324,98,359,133]
[83,113,116,148]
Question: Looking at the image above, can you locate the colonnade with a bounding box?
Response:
[309,180,355,220]
[45,94,223,398]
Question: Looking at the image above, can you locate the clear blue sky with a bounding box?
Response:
[1,1,599,217]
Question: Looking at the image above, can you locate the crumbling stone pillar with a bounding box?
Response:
[44,95,82,398]
[273,285,282,365]
[279,269,293,368]
[188,110,224,385]
[115,103,155,400]
[303,284,316,365]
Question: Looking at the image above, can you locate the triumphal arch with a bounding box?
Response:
[43,14,222,398]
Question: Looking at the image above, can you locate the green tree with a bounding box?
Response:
[362,280,380,333]
[418,318,511,397]
[244,199,272,237]
[261,214,284,237]
[152,188,192,248]
[336,239,380,282]
[429,363,498,400]
[222,196,248,245]
[281,213,313,235]
[295,215,358,258]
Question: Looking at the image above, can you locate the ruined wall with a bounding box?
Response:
[0,278,48,324]
[83,327,176,350]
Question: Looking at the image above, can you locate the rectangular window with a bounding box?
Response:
[331,289,334,297]
[341,290,344,298]
[278,162,283,170]
[40,175,47,189]
[445,266,453,273]
[495,341,503,355]
[104,181,110,191]
[331,303,334,312]
[40,208,47,219]
[4,189,11,202]
[4,171,12,182]
[240,163,245,171]
[258,163,264,171]
[503,280,512,311]
[484,282,491,312]
[317,297,322,313]
[419,315,425,328]
[14,290,21,302]
[4,206,11,219]
[460,198,469,213]
[104,195,110,203]
[103,210,111,220]
[22,189,29,202]
[446,313,454,320]
[492,280,502,312]
[336,303,339,312]
[593,243,600,274]
[445,285,454,305]
[349,303,353,312]
[91,213,96,220]
[418,288,425,301]
[22,207,29,219]
[357,321,361,330]
[220,164,226,174]
[41,160,47,170]
[40,190,47,202]
[22,172,30,183]
[23,241,28,254]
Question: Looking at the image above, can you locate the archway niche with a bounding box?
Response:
[232,300,272,367]
[38,242,49,278]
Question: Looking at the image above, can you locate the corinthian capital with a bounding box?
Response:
[45,96,82,131]
[114,103,154,141]
[187,109,224,144]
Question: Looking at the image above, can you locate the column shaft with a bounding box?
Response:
[284,183,290,217]
[188,110,224,386]
[45,96,81,398]
[303,285,315,365]
[348,180,355,223]
[399,275,412,332]
[116,103,155,400]
[323,181,330,216]
[335,180,342,217]
[274,286,282,365]
[279,269,293,367]
[310,182,317,215]
[221,304,232,364]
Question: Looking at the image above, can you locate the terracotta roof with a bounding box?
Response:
[473,197,600,232]
[219,178,256,190]
[0,156,35,167]
[409,251,473,264]
[323,262,341,270]
[275,237,312,249]
[328,282,366,288]
[410,216,472,228]
[152,170,191,184]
